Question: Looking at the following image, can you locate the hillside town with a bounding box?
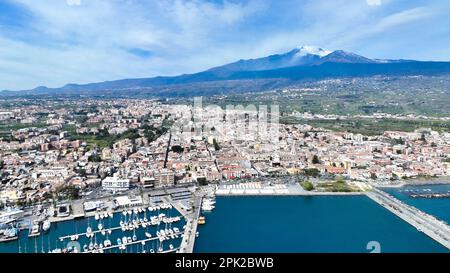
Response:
[1,98,450,206]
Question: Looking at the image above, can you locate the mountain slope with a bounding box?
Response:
[4,46,450,96]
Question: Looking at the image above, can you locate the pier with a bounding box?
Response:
[83,235,182,253]
[366,188,450,250]
[176,194,202,253]
[58,220,182,241]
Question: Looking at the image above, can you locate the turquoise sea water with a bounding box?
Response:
[0,208,185,253]
[194,195,449,253]
[383,184,450,224]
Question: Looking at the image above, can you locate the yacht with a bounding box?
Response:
[145,232,152,238]
[132,234,137,241]
[28,223,40,237]
[98,223,103,230]
[42,220,51,232]
[169,244,174,250]
[201,204,214,212]
[117,238,122,245]
[1,227,18,240]
[94,213,100,221]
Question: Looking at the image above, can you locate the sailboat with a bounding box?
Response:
[141,241,146,253]
[132,228,137,242]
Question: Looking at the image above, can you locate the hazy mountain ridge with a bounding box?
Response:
[3,46,450,96]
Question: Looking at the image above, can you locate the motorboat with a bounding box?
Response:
[42,220,51,232]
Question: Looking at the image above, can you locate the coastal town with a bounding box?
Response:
[1,98,450,252]
[1,98,450,204]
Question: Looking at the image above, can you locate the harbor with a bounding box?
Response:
[1,182,450,253]
[0,186,205,253]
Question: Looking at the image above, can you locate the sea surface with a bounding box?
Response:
[194,195,449,253]
[0,207,185,253]
[383,183,450,224]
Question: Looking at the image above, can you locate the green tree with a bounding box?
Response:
[300,180,314,191]
[304,168,320,177]
[312,155,320,164]
[213,139,221,151]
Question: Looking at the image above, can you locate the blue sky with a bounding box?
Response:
[1,0,450,90]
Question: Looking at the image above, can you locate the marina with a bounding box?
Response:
[0,197,197,253]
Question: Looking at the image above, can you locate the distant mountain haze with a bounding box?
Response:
[4,46,450,96]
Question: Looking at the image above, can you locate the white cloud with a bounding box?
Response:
[66,0,81,6]
[1,0,450,90]
[366,0,381,6]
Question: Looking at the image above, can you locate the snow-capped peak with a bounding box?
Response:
[296,45,332,57]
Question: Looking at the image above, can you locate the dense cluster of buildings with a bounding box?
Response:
[1,99,449,206]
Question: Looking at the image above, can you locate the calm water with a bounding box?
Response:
[383,183,450,224]
[194,196,449,253]
[0,208,185,253]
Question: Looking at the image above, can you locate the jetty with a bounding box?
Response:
[410,193,450,199]
[176,195,202,253]
[83,235,182,253]
[366,188,450,250]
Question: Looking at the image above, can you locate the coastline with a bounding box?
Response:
[215,191,365,197]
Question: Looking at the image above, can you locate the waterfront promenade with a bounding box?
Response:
[366,188,450,250]
[215,183,365,196]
